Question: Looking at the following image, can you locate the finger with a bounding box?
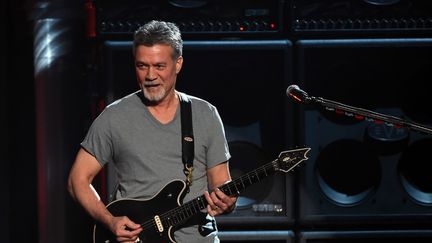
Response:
[209,190,221,205]
[206,204,220,216]
[117,232,140,242]
[214,188,230,203]
[215,188,238,207]
[125,221,142,231]
[211,189,230,211]
[204,191,217,208]
[119,225,141,239]
[126,227,142,236]
[205,191,223,216]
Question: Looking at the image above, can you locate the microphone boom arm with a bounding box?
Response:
[308,96,432,135]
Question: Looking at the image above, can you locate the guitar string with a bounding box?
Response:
[155,161,280,226]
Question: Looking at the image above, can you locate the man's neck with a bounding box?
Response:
[146,91,179,124]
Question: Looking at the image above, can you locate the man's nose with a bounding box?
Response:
[146,67,157,80]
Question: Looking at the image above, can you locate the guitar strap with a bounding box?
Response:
[179,92,194,191]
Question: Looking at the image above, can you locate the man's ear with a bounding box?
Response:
[176,56,183,74]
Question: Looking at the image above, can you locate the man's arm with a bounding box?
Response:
[204,161,238,216]
[67,148,142,242]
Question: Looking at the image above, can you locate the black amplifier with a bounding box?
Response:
[291,0,432,36]
[96,0,285,38]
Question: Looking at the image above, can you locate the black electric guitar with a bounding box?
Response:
[93,147,311,243]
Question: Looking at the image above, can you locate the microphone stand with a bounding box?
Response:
[307,96,432,135]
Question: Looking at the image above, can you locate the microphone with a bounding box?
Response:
[286,85,312,104]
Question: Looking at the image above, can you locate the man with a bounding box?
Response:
[68,20,237,243]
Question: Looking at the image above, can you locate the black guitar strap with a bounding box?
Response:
[179,92,194,191]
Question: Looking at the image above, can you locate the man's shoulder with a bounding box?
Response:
[94,90,142,121]
[179,91,215,111]
[106,90,142,110]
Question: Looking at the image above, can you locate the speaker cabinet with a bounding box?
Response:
[102,40,295,226]
[295,38,432,225]
[95,0,285,38]
[298,230,432,243]
[291,0,432,37]
[219,230,294,242]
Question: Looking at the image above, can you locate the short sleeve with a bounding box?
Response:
[81,108,114,167]
[205,105,231,169]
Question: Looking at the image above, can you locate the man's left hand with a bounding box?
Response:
[204,188,237,216]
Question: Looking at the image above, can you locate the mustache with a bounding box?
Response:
[142,80,160,86]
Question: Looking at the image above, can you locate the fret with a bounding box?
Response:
[232,181,241,193]
[197,196,207,210]
[170,215,177,226]
[182,204,191,218]
[162,214,177,225]
[192,197,201,212]
[254,169,260,181]
[226,185,233,195]
[177,210,185,222]
[228,184,235,195]
[187,202,195,214]
[177,213,183,223]
[248,171,258,184]
[164,215,173,227]
[256,168,264,179]
[247,173,253,184]
[271,163,276,171]
[263,166,269,176]
[182,206,189,219]
[239,178,246,189]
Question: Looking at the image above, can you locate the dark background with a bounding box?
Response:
[3,1,38,243]
[3,0,432,242]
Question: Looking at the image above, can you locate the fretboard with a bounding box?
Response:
[158,159,279,228]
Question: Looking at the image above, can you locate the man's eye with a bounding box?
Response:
[156,65,165,70]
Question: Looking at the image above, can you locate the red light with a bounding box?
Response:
[354,115,364,120]
[85,0,96,38]
[270,23,276,29]
[239,26,245,31]
[335,109,344,115]
[290,94,302,103]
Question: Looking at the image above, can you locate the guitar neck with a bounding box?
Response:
[159,159,279,227]
[219,158,279,196]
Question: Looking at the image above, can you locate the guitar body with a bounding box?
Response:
[93,180,187,243]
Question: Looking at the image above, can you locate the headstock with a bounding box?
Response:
[276,147,311,172]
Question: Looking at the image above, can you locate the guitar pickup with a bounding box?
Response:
[154,215,164,233]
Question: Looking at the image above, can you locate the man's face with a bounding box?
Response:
[134,44,183,103]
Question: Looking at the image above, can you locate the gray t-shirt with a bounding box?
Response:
[81,90,231,243]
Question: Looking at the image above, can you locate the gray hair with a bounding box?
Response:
[133,20,183,59]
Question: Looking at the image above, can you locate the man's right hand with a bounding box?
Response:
[109,216,142,243]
